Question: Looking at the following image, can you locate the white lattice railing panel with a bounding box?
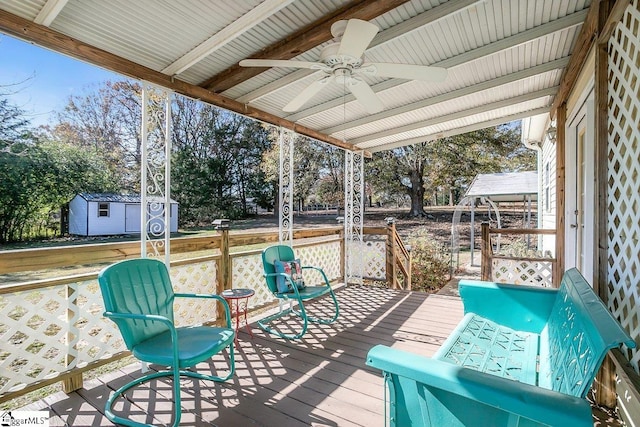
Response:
[231,253,275,308]
[171,261,219,326]
[1,285,72,393]
[0,281,124,395]
[607,0,640,374]
[296,240,341,283]
[72,280,126,364]
[0,259,226,396]
[491,259,554,287]
[363,240,386,280]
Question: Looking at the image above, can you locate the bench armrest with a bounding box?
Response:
[459,280,558,333]
[366,345,592,427]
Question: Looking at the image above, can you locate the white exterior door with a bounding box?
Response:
[125,204,141,233]
[566,94,595,280]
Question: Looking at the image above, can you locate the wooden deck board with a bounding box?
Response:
[16,283,624,426]
[18,284,460,426]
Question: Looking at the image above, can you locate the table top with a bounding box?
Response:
[221,288,255,299]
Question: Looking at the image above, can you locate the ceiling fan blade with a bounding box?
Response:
[239,59,324,70]
[365,63,448,82]
[337,19,379,58]
[347,78,383,114]
[283,76,333,112]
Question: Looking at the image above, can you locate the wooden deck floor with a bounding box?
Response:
[22,285,462,426]
[21,284,622,426]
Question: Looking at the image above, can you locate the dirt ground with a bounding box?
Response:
[233,205,536,249]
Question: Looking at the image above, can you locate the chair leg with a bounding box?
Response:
[258,290,341,340]
[293,288,339,325]
[104,342,235,427]
[257,305,309,340]
[104,370,178,427]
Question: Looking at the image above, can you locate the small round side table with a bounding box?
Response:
[221,288,255,343]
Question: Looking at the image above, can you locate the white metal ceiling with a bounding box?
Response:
[0,0,592,152]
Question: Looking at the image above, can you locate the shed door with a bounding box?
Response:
[125,204,141,233]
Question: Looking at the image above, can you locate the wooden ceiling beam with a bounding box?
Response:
[549,0,600,119]
[199,0,410,93]
[162,0,295,76]
[0,9,360,153]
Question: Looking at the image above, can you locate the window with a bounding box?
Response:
[98,203,110,217]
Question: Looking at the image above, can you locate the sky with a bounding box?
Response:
[0,33,121,127]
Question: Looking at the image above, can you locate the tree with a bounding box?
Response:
[366,123,535,216]
[0,139,119,243]
[171,96,273,224]
[0,82,121,242]
[366,144,430,216]
[314,146,345,209]
[47,80,142,191]
[425,123,533,205]
[0,97,33,154]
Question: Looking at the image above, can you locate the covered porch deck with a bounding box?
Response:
[21,283,622,426]
[24,284,461,426]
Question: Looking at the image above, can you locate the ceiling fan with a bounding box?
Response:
[239,19,447,114]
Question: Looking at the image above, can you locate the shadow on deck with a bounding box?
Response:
[21,283,623,426]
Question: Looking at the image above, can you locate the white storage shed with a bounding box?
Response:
[67,193,179,236]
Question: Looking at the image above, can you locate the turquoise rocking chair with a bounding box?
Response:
[259,245,339,339]
[98,258,235,427]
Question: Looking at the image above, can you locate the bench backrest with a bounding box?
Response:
[540,268,635,398]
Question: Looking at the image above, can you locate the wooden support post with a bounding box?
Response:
[215,219,231,326]
[63,283,82,393]
[554,103,567,288]
[481,222,491,281]
[216,221,231,291]
[594,0,618,408]
[611,348,640,423]
[386,219,397,289]
[406,247,412,291]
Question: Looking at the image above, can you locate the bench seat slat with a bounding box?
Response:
[434,313,539,385]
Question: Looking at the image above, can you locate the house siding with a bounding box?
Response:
[87,201,127,236]
[68,194,179,236]
[540,136,556,256]
[68,195,88,236]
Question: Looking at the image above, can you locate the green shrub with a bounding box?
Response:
[407,230,451,293]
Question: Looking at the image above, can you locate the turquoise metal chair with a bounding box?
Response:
[259,245,339,339]
[98,258,235,427]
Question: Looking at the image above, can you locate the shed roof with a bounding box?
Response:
[0,0,593,153]
[465,171,538,202]
[77,193,178,204]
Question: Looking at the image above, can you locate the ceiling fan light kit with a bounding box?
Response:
[239,18,447,115]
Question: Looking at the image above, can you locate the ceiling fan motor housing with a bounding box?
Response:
[320,42,363,68]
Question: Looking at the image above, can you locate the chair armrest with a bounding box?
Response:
[366,345,592,427]
[459,280,558,333]
[174,293,232,327]
[301,265,331,287]
[104,311,174,328]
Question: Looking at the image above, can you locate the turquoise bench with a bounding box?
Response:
[366,268,636,427]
